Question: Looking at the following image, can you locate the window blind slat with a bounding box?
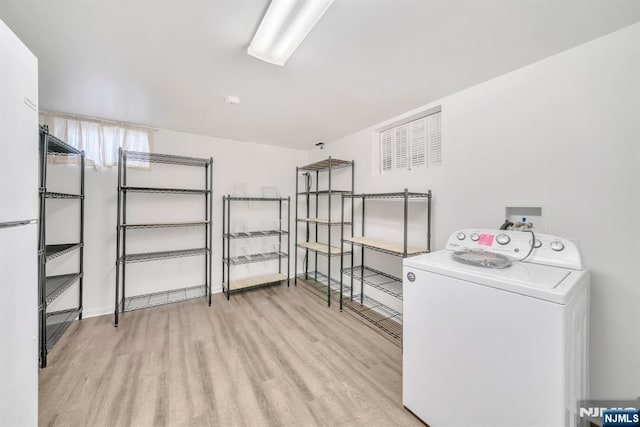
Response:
[381,129,393,174]
[395,124,409,169]
[410,117,426,169]
[428,112,442,166]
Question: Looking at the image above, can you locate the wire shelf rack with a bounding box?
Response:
[45,308,81,352]
[115,148,213,326]
[119,247,208,264]
[122,150,211,167]
[342,266,402,299]
[295,157,354,308]
[121,285,207,312]
[222,196,290,299]
[45,273,82,305]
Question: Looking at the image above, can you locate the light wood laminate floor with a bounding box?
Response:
[40,281,422,426]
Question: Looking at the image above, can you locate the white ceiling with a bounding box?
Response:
[2,0,640,149]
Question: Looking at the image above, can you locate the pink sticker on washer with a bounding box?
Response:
[478,234,494,246]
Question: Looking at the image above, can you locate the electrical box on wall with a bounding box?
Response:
[504,204,545,232]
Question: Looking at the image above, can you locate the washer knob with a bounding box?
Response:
[550,240,565,251]
[457,232,466,241]
[529,239,542,248]
[470,233,479,241]
[496,234,510,245]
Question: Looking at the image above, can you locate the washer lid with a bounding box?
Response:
[404,251,586,304]
[452,249,513,269]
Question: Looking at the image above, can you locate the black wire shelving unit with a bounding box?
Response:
[339,189,432,345]
[114,149,213,326]
[294,157,354,307]
[38,125,85,368]
[222,196,290,299]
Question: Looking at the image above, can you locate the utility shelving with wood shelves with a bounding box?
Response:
[339,189,432,345]
[295,157,354,307]
[38,125,85,368]
[114,149,213,326]
[222,196,290,298]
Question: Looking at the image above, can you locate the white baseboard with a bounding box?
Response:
[81,306,112,319]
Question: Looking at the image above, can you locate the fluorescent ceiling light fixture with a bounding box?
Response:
[248,0,335,66]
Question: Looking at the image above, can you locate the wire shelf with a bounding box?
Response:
[121,285,207,312]
[297,271,351,300]
[121,221,209,229]
[122,150,211,167]
[342,266,403,300]
[343,191,431,199]
[45,243,82,262]
[343,295,402,344]
[45,273,82,305]
[224,251,288,266]
[224,230,288,239]
[298,158,353,172]
[43,192,83,199]
[297,217,352,225]
[121,186,209,195]
[119,247,208,264]
[41,126,83,155]
[46,308,81,352]
[224,196,289,201]
[297,190,352,196]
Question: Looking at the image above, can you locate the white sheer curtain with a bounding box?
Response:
[41,112,154,169]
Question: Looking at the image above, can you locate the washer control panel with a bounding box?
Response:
[445,229,584,270]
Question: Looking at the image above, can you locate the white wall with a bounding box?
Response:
[45,129,307,319]
[311,23,640,399]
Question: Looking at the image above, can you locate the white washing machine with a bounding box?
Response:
[403,229,589,427]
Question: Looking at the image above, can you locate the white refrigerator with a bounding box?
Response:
[0,18,39,427]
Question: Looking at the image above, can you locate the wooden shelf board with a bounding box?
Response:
[297,241,351,255]
[343,236,427,255]
[224,273,287,291]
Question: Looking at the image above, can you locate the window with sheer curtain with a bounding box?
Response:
[40,112,154,169]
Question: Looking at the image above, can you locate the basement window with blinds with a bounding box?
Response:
[380,110,441,174]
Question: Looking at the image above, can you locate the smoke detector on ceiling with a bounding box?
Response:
[224,95,240,106]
